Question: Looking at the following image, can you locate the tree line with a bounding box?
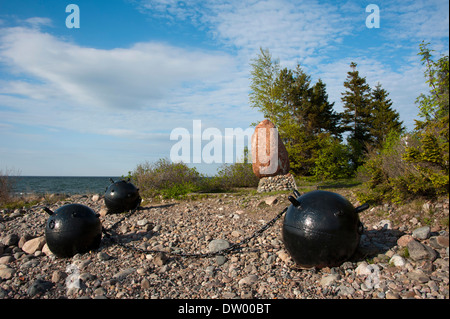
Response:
[249,43,448,203]
[249,48,404,179]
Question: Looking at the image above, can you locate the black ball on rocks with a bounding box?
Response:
[104,178,141,214]
[45,204,102,258]
[282,190,368,268]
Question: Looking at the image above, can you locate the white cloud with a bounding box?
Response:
[0,26,237,111]
[136,0,352,66]
[382,0,449,41]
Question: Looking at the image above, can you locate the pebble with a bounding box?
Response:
[412,226,431,240]
[320,274,340,287]
[238,274,258,287]
[0,193,448,300]
[407,240,437,261]
[389,254,407,267]
[208,239,230,253]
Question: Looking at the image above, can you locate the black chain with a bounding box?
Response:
[103,206,288,259]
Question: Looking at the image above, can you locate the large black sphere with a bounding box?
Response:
[104,179,141,214]
[282,190,368,268]
[45,204,102,258]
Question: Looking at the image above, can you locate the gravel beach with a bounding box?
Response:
[0,190,448,301]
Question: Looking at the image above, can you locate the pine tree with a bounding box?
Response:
[370,83,404,148]
[341,62,373,168]
[310,79,342,138]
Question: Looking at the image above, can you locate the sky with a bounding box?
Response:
[0,0,448,176]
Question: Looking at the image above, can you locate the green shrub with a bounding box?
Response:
[129,157,259,200]
[129,158,201,199]
[215,162,259,189]
[357,43,448,204]
[311,135,353,181]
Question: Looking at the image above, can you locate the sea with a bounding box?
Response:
[10,176,122,196]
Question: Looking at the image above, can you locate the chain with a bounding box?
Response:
[103,206,288,259]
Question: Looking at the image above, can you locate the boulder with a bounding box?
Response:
[251,119,289,178]
[22,237,46,255]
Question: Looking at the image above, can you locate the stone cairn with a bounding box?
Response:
[251,119,297,193]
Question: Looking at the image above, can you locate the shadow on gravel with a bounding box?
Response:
[352,228,405,262]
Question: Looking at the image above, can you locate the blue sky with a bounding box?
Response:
[0,0,448,176]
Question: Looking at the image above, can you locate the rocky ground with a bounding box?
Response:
[0,188,448,300]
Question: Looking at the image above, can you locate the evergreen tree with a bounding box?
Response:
[370,83,404,148]
[341,62,373,168]
[310,79,342,138]
[249,48,342,176]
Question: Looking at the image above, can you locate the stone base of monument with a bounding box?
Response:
[257,173,298,193]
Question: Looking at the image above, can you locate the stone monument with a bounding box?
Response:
[251,119,297,192]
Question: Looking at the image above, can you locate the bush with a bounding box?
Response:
[0,169,17,205]
[128,157,260,200]
[214,162,259,190]
[356,126,448,204]
[311,135,353,181]
[129,158,201,199]
[357,43,448,204]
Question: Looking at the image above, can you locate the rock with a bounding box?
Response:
[51,270,67,283]
[141,278,151,289]
[0,266,15,279]
[98,207,108,217]
[27,279,53,297]
[238,274,258,287]
[276,250,291,263]
[251,119,289,178]
[2,233,19,246]
[264,195,278,206]
[215,255,227,266]
[42,244,53,256]
[208,239,230,253]
[408,270,430,283]
[389,254,407,267]
[153,252,168,267]
[429,235,449,249]
[386,291,400,299]
[137,218,148,226]
[376,219,392,230]
[407,240,437,261]
[231,230,244,238]
[18,234,34,248]
[113,268,135,280]
[337,284,355,297]
[91,194,101,202]
[22,236,46,255]
[0,256,14,264]
[397,234,414,247]
[355,262,371,276]
[320,274,339,287]
[412,226,431,240]
[97,251,112,261]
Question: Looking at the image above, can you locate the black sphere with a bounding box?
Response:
[282,190,367,268]
[104,179,141,214]
[45,204,102,258]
